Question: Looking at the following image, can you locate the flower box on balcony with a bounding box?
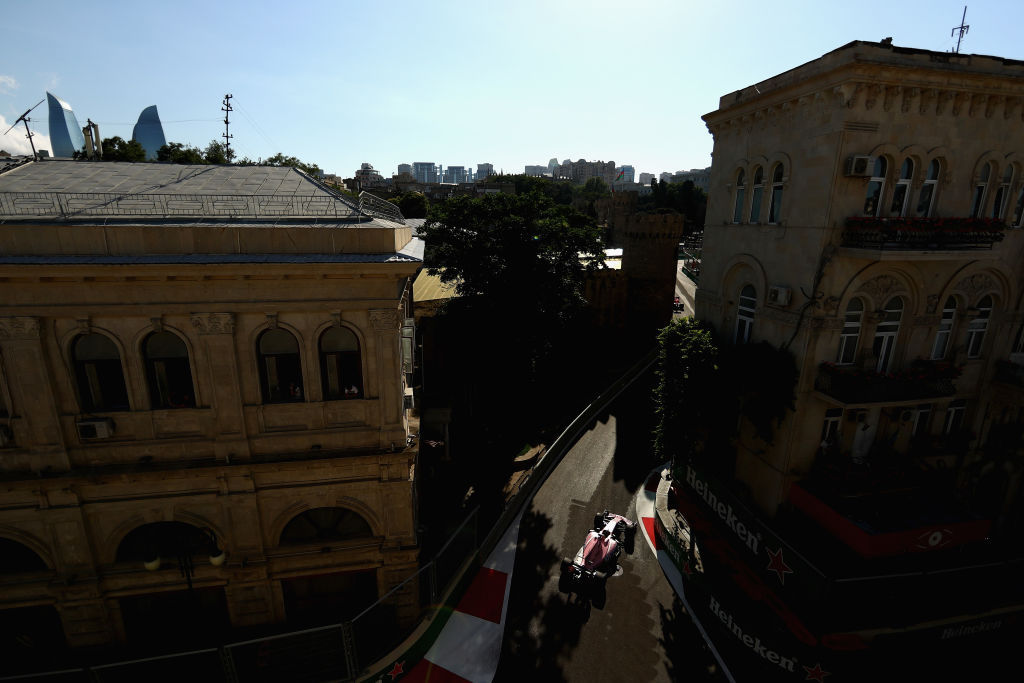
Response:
[842,217,1006,250]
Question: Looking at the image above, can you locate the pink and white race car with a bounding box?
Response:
[559,510,637,593]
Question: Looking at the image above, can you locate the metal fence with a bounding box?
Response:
[0,192,365,220]
[357,191,405,225]
[1,509,479,683]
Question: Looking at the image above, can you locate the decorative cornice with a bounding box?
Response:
[369,309,399,331]
[190,313,235,335]
[0,317,40,340]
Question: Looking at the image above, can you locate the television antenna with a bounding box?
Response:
[2,98,45,160]
[951,6,969,54]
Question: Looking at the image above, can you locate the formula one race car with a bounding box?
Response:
[558,510,637,595]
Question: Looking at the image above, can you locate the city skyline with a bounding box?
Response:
[2,1,1022,177]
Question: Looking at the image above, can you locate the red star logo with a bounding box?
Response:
[387,660,405,679]
[803,662,829,682]
[766,546,793,585]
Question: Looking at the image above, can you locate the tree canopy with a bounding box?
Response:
[156,142,206,164]
[263,153,322,177]
[203,140,235,164]
[388,192,428,218]
[638,179,707,229]
[95,136,146,162]
[423,190,605,325]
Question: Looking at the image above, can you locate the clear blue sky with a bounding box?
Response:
[2,0,1021,179]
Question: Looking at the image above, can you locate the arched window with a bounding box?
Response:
[931,297,957,360]
[320,327,363,400]
[143,332,195,409]
[73,333,129,412]
[0,537,47,573]
[837,298,863,365]
[992,165,1014,220]
[258,329,304,403]
[116,522,222,567]
[280,507,374,545]
[732,169,746,224]
[1013,180,1024,228]
[735,285,756,344]
[864,157,887,217]
[966,295,993,359]
[768,163,784,224]
[890,158,913,216]
[748,166,764,223]
[970,162,993,218]
[915,159,940,217]
[872,296,903,373]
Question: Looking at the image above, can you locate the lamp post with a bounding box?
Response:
[143,526,225,592]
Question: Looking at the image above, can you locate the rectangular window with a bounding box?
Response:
[966,318,988,358]
[944,399,966,435]
[970,185,986,218]
[864,181,884,216]
[821,408,842,445]
[890,183,909,216]
[768,186,783,223]
[749,186,763,223]
[915,183,935,217]
[733,188,745,224]
[912,404,932,438]
[931,307,955,360]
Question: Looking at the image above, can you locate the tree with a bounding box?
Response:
[388,192,428,218]
[423,191,605,326]
[156,142,206,164]
[203,140,235,164]
[98,136,146,162]
[263,152,322,177]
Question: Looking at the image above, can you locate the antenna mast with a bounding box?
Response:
[2,99,44,161]
[951,6,969,53]
[221,93,233,161]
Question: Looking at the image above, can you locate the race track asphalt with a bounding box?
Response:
[495,377,724,682]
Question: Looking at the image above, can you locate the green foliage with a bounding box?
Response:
[389,192,428,218]
[263,152,322,177]
[723,342,798,442]
[638,178,707,229]
[652,317,720,464]
[203,140,235,164]
[99,136,147,162]
[156,142,206,164]
[488,174,575,205]
[423,190,605,326]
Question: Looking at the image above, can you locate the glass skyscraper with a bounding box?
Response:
[46,92,86,158]
[132,105,167,160]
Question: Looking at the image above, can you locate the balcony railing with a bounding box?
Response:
[993,359,1024,388]
[841,216,1006,250]
[815,360,958,404]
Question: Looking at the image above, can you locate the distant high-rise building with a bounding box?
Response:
[670,167,711,192]
[46,92,86,158]
[476,163,494,180]
[524,165,547,176]
[615,165,635,183]
[659,172,673,183]
[547,158,559,175]
[131,105,167,160]
[443,166,469,183]
[554,158,616,185]
[412,162,438,184]
[397,163,412,175]
[639,172,655,185]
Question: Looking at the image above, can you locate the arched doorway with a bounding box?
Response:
[0,538,65,674]
[278,508,378,626]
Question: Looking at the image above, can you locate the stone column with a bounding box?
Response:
[0,316,70,471]
[191,313,249,460]
[369,309,406,449]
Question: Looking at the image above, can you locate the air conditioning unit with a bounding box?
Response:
[76,418,114,440]
[767,286,792,306]
[844,155,874,177]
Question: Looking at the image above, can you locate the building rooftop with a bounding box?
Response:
[0,160,406,226]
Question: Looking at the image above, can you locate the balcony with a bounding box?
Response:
[841,216,1005,251]
[993,359,1024,389]
[815,360,958,405]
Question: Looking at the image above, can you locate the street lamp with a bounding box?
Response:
[143,526,225,591]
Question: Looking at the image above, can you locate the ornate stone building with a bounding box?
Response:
[0,162,420,664]
[682,41,1024,678]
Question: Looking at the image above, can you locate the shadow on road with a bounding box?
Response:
[495,510,587,683]
[659,596,725,682]
[602,366,662,493]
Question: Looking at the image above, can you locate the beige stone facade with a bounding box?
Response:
[697,41,1024,520]
[0,162,421,654]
